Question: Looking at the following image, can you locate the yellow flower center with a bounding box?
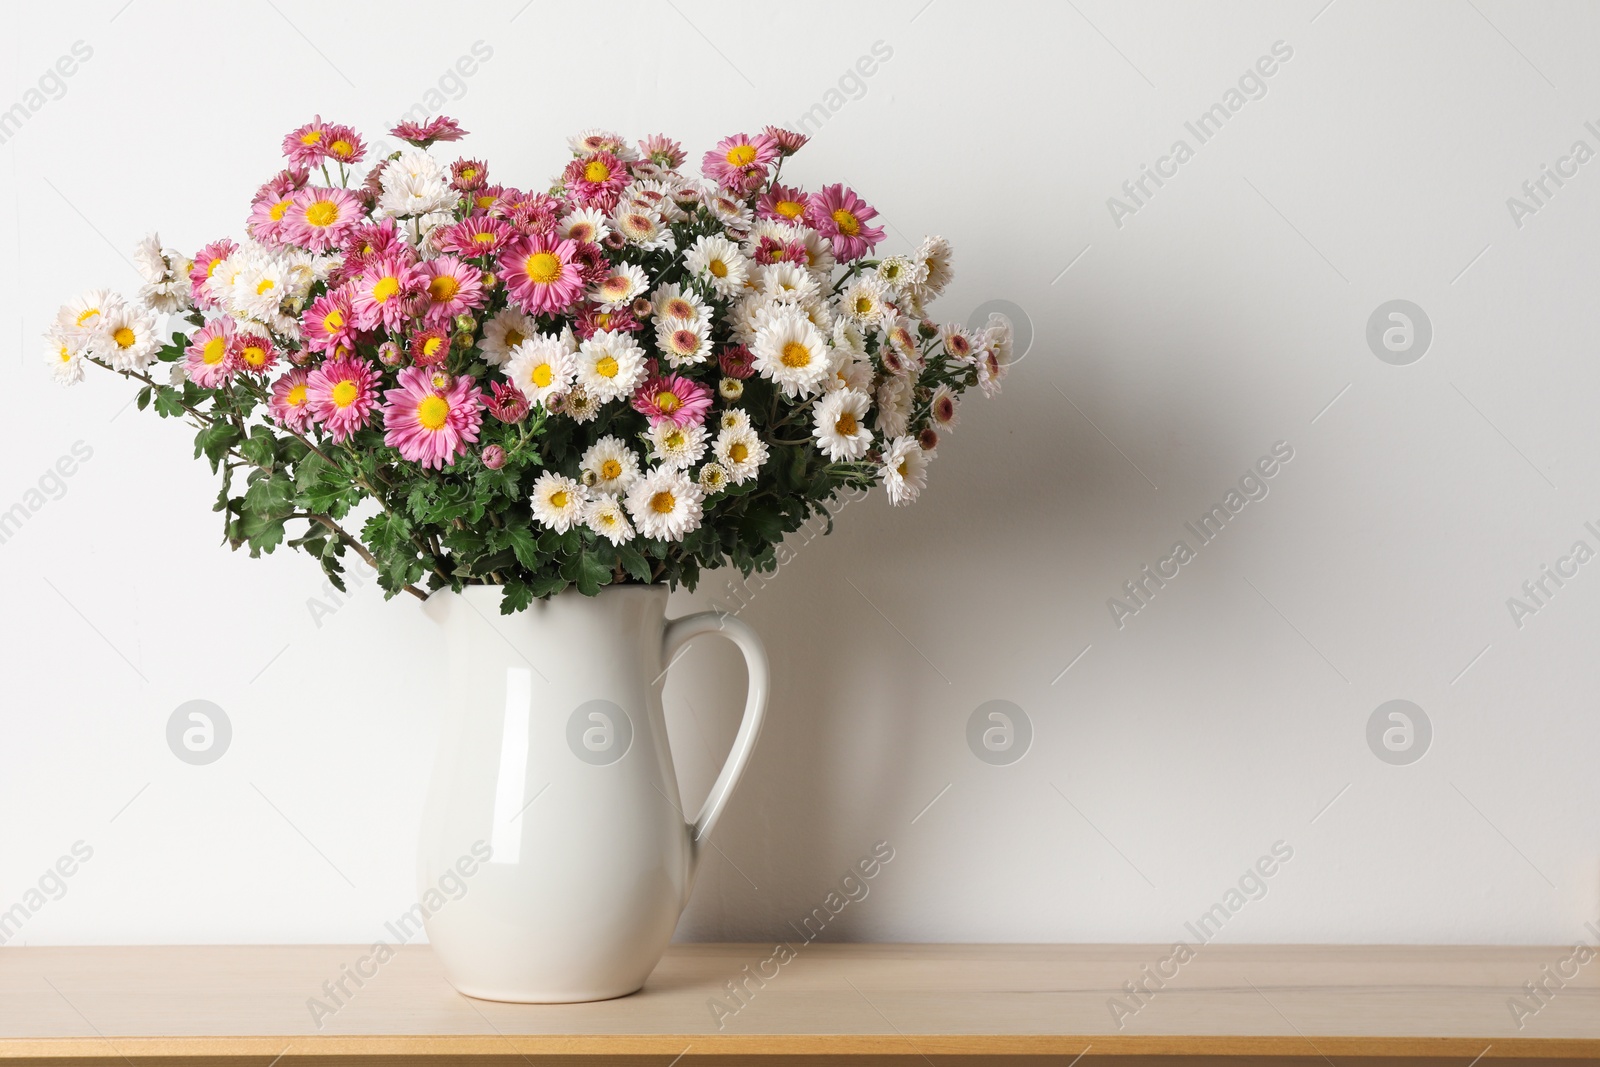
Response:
[417,395,450,431]
[726,144,757,167]
[550,489,570,509]
[423,337,444,358]
[300,129,323,145]
[472,230,496,244]
[729,441,748,463]
[595,355,618,378]
[329,138,354,158]
[304,200,340,228]
[525,252,561,284]
[371,276,401,303]
[270,198,292,221]
[242,345,267,368]
[897,458,910,477]
[429,275,460,302]
[776,199,804,219]
[780,341,811,368]
[57,344,71,363]
[476,194,497,210]
[202,337,228,365]
[331,380,359,408]
[583,160,611,183]
[530,363,553,388]
[854,296,874,316]
[601,458,622,480]
[286,383,307,407]
[207,259,221,278]
[461,166,478,181]
[836,412,858,435]
[831,208,860,236]
[75,308,99,326]
[257,278,277,296]
[113,327,136,348]
[708,258,728,278]
[504,328,525,349]
[650,490,676,514]
[322,308,344,332]
[655,390,681,413]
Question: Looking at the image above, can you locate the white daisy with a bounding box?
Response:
[580,435,641,495]
[379,149,459,218]
[713,424,768,484]
[880,435,930,506]
[832,320,868,359]
[882,316,924,371]
[751,309,831,398]
[718,377,744,400]
[47,326,86,386]
[793,227,835,278]
[812,389,874,462]
[654,315,712,366]
[683,234,750,297]
[530,472,588,533]
[625,467,704,542]
[698,462,730,494]
[92,303,159,371]
[574,329,646,403]
[928,384,960,432]
[589,263,649,311]
[562,385,601,423]
[506,334,575,406]
[559,207,611,245]
[480,309,538,367]
[756,261,819,305]
[876,254,928,293]
[584,496,635,545]
[233,259,290,322]
[875,374,913,438]
[727,293,774,343]
[983,311,1015,367]
[940,324,980,365]
[568,128,635,158]
[913,234,954,295]
[826,347,874,393]
[718,408,751,434]
[838,275,892,327]
[647,421,709,470]
[706,193,753,234]
[57,289,124,336]
[977,346,1006,398]
[133,233,191,314]
[650,283,709,324]
[610,203,674,250]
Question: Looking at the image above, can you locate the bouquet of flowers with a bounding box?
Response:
[48,117,1010,612]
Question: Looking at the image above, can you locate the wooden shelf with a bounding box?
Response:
[2,943,1597,1064]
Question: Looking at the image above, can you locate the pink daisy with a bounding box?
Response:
[246,190,298,246]
[351,255,425,332]
[408,326,452,367]
[269,367,314,431]
[184,319,238,388]
[498,234,584,316]
[382,366,484,469]
[756,183,810,224]
[434,216,512,258]
[762,126,809,156]
[282,116,333,167]
[574,303,640,340]
[301,286,358,354]
[254,166,310,202]
[638,134,686,169]
[468,184,504,215]
[450,158,488,191]
[485,380,529,424]
[390,115,466,147]
[283,187,363,252]
[234,332,280,375]
[322,124,366,165]
[719,344,755,379]
[754,235,808,266]
[188,238,238,310]
[806,183,886,263]
[420,255,485,325]
[631,370,712,428]
[562,152,629,209]
[701,132,778,187]
[306,355,380,443]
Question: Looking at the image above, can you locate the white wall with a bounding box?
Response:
[2,0,1597,951]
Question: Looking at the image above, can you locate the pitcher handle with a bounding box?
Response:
[660,609,768,877]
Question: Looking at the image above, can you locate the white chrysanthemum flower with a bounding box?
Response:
[825,347,873,393]
[719,408,751,434]
[880,435,931,506]
[562,385,600,423]
[133,233,168,284]
[940,324,981,365]
[233,260,289,322]
[929,384,960,432]
[580,435,641,496]
[792,226,835,277]
[706,192,753,234]
[530,472,588,533]
[876,254,928,293]
[713,424,767,484]
[832,320,868,359]
[559,207,612,244]
[58,289,125,334]
[380,149,459,218]
[684,234,750,297]
[92,303,159,371]
[977,346,1006,398]
[47,326,86,386]
[610,203,674,250]
[589,262,649,311]
[650,283,709,324]
[647,421,709,470]
[568,127,635,158]
[585,495,635,545]
[882,316,923,370]
[480,308,538,366]
[698,462,730,494]
[751,309,831,398]
[913,234,954,296]
[718,377,744,400]
[655,315,712,366]
[837,275,892,327]
[574,329,646,403]
[757,261,819,305]
[983,311,1015,367]
[875,373,913,438]
[133,233,191,313]
[625,467,704,542]
[745,218,799,250]
[506,334,575,406]
[726,294,773,343]
[812,388,874,461]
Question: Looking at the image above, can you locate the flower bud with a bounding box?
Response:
[481,444,506,470]
[377,340,403,366]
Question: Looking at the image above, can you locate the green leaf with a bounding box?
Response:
[504,524,542,570]
[574,549,611,597]
[193,422,243,473]
[500,580,534,614]
[616,544,652,583]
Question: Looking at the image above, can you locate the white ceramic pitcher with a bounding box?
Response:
[417,584,768,1002]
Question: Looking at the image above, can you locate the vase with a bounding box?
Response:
[416,584,768,1002]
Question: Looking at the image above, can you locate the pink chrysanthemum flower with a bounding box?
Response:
[282,116,332,167]
[631,370,712,428]
[351,255,425,332]
[391,115,466,147]
[701,132,778,187]
[450,158,488,191]
[409,326,452,367]
[382,366,484,469]
[306,355,380,443]
[762,126,809,156]
[754,235,808,266]
[234,332,280,375]
[719,344,755,380]
[246,190,298,246]
[468,183,504,215]
[420,255,485,325]
[184,319,238,388]
[283,187,363,252]
[435,216,511,258]
[269,367,314,431]
[254,166,310,202]
[301,286,358,353]
[188,238,238,310]
[562,152,629,209]
[574,303,640,340]
[805,183,887,263]
[322,123,366,165]
[486,380,529,424]
[638,134,686,169]
[498,234,584,315]
[756,182,810,224]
